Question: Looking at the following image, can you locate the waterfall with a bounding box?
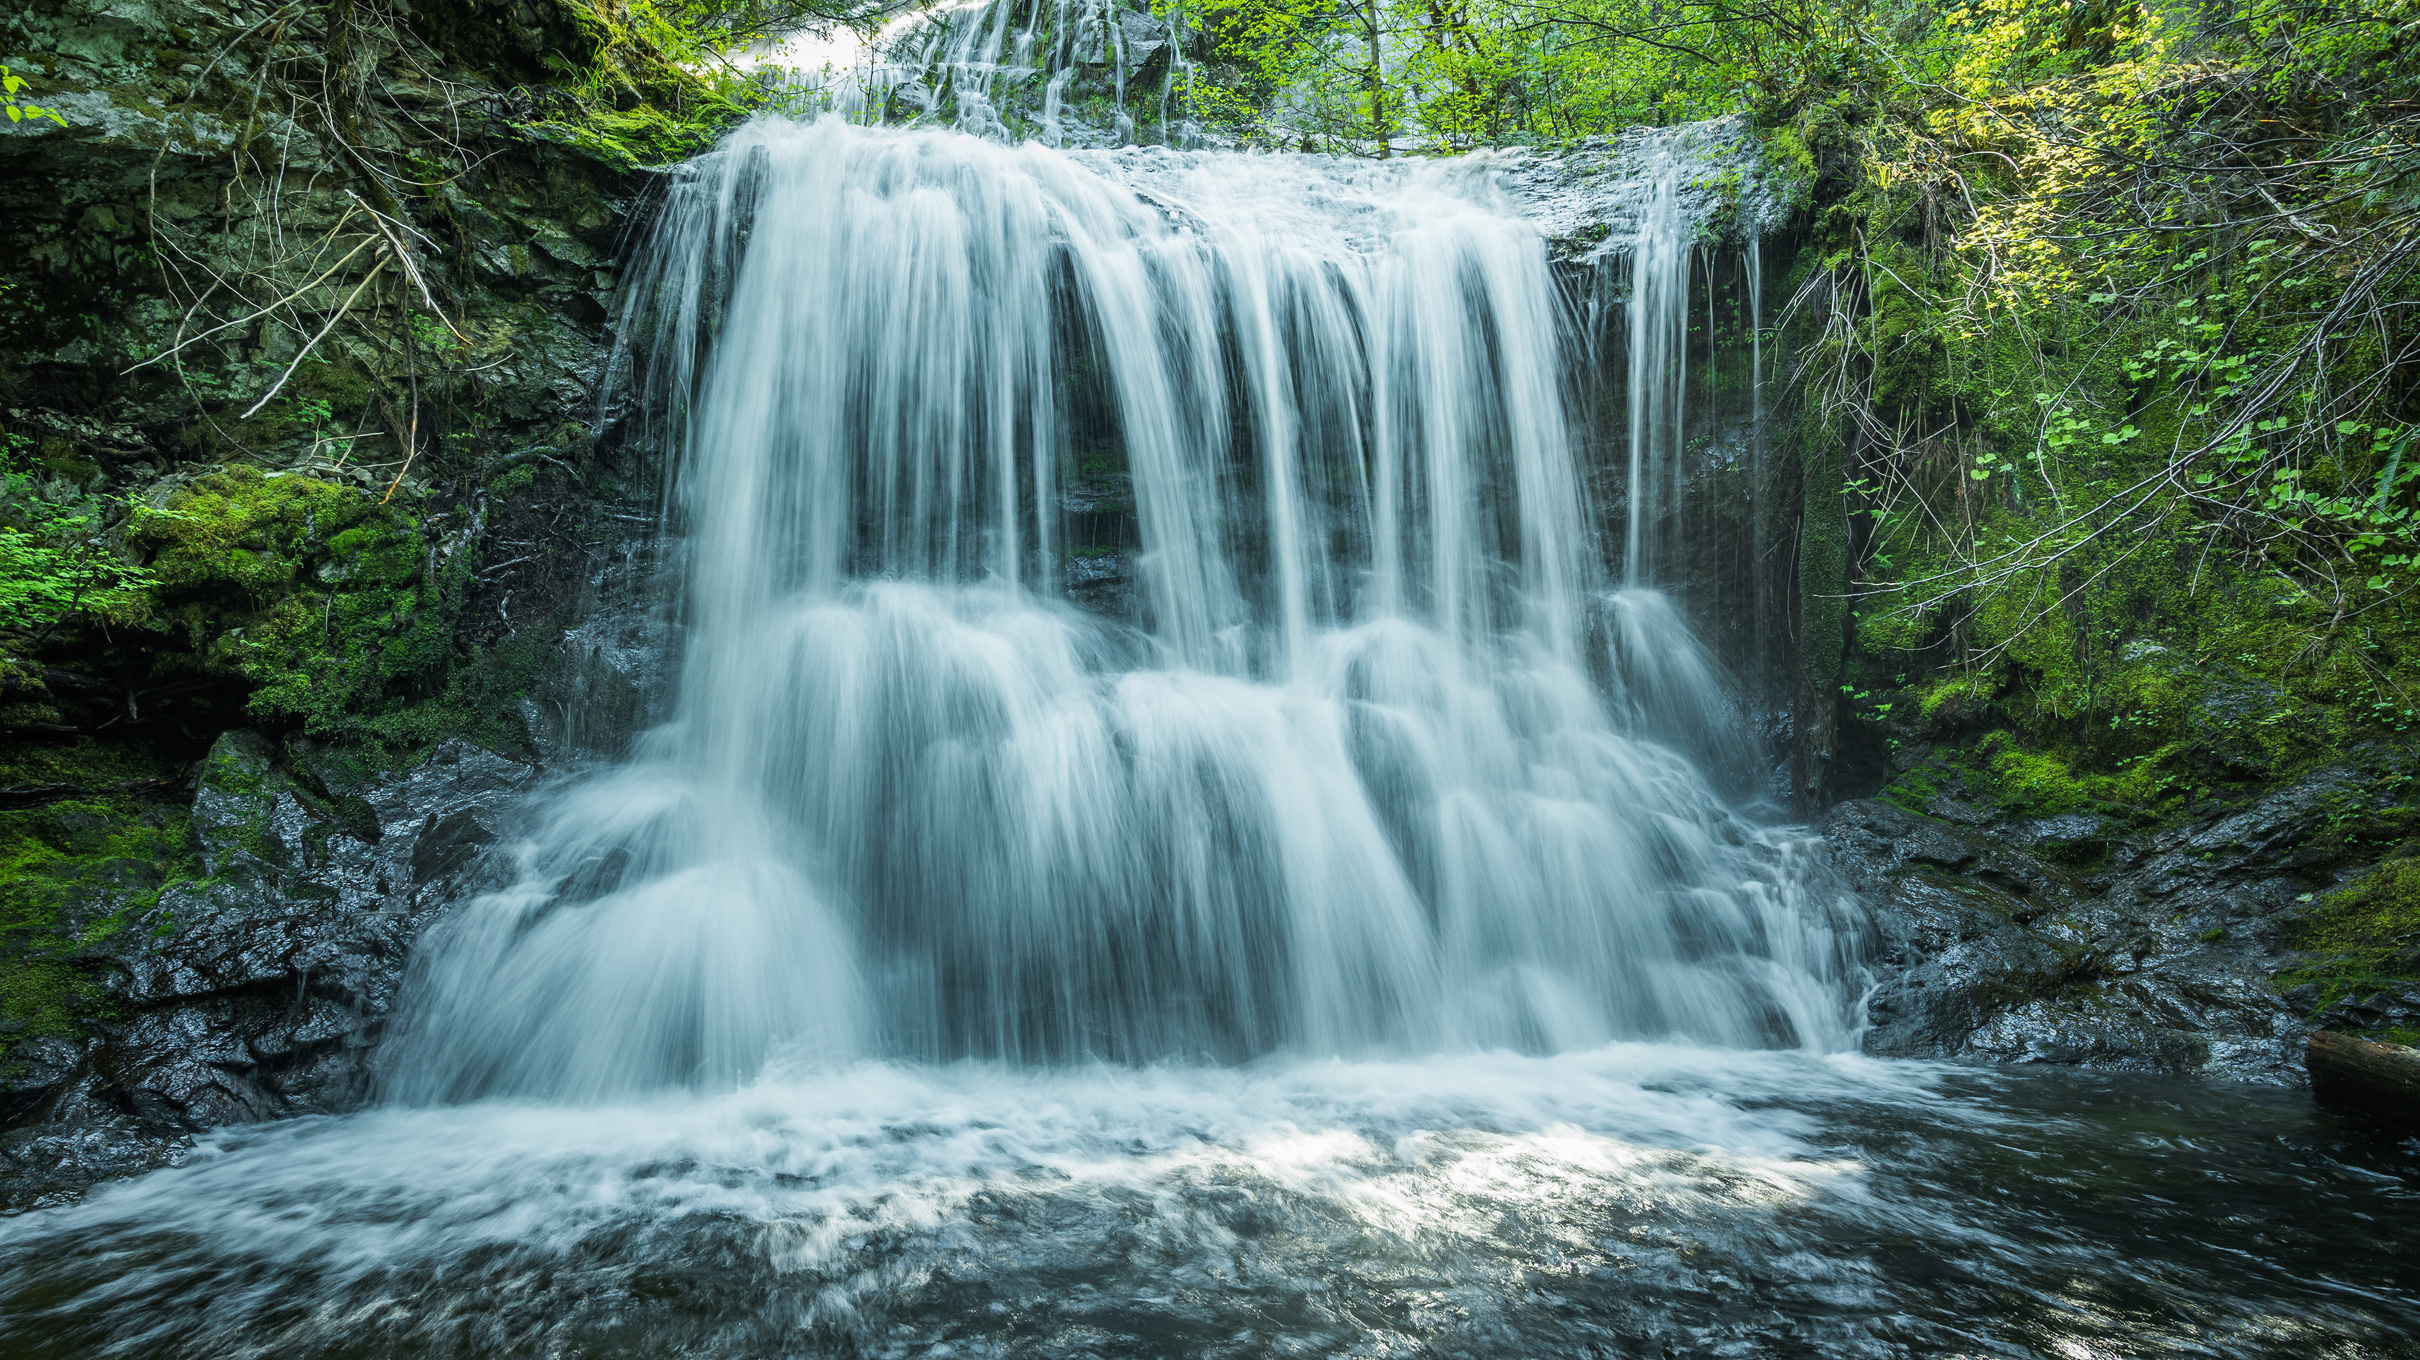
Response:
[382,118,1861,1103]
[1748,237,1768,680]
[831,0,1192,147]
[1622,164,1690,584]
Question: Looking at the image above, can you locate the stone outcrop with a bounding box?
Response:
[0,729,539,1209]
[1833,756,2420,1083]
[0,0,668,1207]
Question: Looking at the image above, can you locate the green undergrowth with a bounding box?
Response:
[495,0,801,168]
[0,433,156,636]
[1859,502,2420,830]
[130,465,540,763]
[2278,857,2420,1025]
[1782,0,2418,867]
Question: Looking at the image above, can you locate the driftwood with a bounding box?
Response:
[2308,1030,2420,1128]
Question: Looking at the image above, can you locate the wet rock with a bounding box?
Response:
[1923,794,1994,827]
[2013,813,2112,862]
[1830,798,2307,1082]
[0,731,539,1211]
[2298,981,2420,1036]
[1116,10,1168,73]
[0,1037,93,1121]
[0,1114,191,1214]
[520,547,679,764]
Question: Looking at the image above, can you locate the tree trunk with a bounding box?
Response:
[2307,1030,2420,1129]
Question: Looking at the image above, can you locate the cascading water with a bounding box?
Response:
[10,118,2414,1360]
[1622,163,1692,585]
[1748,235,1769,666]
[784,0,1203,148]
[384,118,1859,1099]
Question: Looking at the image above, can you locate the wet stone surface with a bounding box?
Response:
[1828,764,2411,1082]
[0,731,538,1212]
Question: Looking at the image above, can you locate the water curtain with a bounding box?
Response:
[385,120,1861,1102]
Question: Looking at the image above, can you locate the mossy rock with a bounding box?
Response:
[2279,857,2420,1017]
[0,789,191,1064]
[140,466,417,600]
[126,465,497,755]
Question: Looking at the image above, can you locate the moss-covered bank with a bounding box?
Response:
[0,0,679,1084]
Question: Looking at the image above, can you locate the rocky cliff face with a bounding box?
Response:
[1,730,536,1207]
[0,0,672,1205]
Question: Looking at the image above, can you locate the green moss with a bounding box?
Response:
[0,958,105,1050]
[1985,737,2100,816]
[0,737,173,792]
[486,465,538,497]
[126,465,508,759]
[1917,673,1996,723]
[2279,858,2420,1014]
[2100,661,2192,752]
[1765,122,1817,187]
[1877,759,1949,815]
[194,734,270,799]
[1857,603,1935,657]
[142,467,385,597]
[1854,483,2420,831]
[2108,741,2197,813]
[0,790,193,1064]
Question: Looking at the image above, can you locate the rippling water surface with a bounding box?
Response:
[3,1048,2414,1358]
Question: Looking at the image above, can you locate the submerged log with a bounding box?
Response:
[2307,1030,2420,1128]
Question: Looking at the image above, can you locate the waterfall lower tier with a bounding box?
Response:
[385,118,1864,1102]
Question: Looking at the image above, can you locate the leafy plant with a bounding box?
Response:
[2,64,67,127]
[0,436,154,634]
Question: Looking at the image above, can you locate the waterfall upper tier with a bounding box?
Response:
[1478,115,1800,262]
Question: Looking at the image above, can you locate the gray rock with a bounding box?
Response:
[1830,789,2333,1085]
[0,1114,192,1214]
[1117,10,1168,72]
[0,732,539,1211]
[0,1037,93,1113]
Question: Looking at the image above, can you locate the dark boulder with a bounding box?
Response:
[1830,797,2308,1082]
